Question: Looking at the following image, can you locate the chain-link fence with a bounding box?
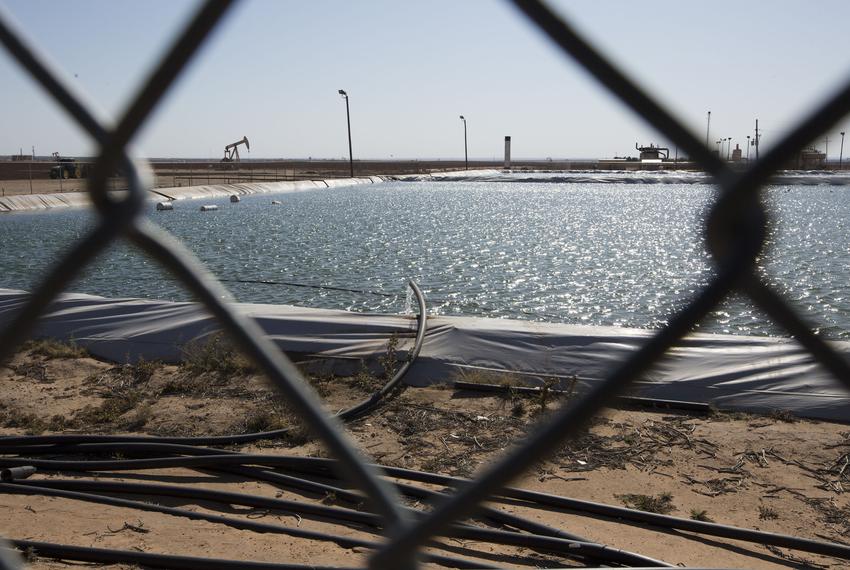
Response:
[2,0,850,568]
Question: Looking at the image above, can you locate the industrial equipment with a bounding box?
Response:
[221,136,250,162]
[49,152,88,179]
[635,143,669,161]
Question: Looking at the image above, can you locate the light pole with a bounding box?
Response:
[726,138,732,161]
[459,115,468,170]
[841,131,846,170]
[716,139,722,156]
[338,89,353,177]
[746,135,751,162]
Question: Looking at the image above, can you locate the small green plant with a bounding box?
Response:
[690,509,713,522]
[616,492,675,514]
[759,505,779,520]
[24,338,87,360]
[378,333,400,380]
[534,377,562,415]
[181,333,255,377]
[351,360,383,392]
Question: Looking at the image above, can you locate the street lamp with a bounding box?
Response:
[338,89,353,177]
[459,115,468,170]
[726,138,732,161]
[746,135,751,162]
[840,132,845,171]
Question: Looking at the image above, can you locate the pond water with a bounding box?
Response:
[3,173,849,339]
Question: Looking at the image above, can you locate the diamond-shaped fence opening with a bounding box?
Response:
[2,1,850,569]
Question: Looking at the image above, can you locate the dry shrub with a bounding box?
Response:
[181,333,255,378]
[24,338,87,359]
[616,492,676,514]
[76,389,145,427]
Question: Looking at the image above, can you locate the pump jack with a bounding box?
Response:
[221,136,250,162]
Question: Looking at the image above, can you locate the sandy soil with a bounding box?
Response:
[1,340,849,569]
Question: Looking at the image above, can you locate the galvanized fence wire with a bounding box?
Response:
[0,0,849,568]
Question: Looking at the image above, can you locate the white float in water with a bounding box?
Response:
[155,201,173,211]
[230,195,240,203]
[200,205,218,212]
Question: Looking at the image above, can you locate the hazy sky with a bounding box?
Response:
[3,0,850,160]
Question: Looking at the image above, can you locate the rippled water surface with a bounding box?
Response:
[3,176,850,339]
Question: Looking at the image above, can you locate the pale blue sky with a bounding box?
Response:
[2,0,850,160]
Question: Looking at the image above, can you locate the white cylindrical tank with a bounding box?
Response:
[200,205,218,212]
[155,201,173,211]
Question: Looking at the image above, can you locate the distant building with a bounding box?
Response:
[789,147,826,169]
[636,143,669,162]
[731,144,742,162]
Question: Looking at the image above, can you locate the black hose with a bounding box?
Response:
[7,539,359,570]
[0,443,662,566]
[4,449,849,560]
[373,463,850,561]
[0,482,374,548]
[23,473,588,544]
[337,279,428,421]
[17,478,380,527]
[0,466,34,481]
[452,380,711,413]
[0,483,492,570]
[187,453,850,562]
[0,481,665,568]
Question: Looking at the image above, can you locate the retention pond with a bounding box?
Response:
[3,171,850,340]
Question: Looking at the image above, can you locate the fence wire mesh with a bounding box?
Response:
[1,0,850,568]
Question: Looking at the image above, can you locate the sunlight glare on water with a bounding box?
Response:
[2,175,849,339]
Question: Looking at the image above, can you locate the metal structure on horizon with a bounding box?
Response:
[459,114,468,170]
[221,135,249,162]
[2,0,850,568]
[338,89,354,178]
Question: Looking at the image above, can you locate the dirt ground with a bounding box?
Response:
[0,179,89,196]
[1,339,849,569]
